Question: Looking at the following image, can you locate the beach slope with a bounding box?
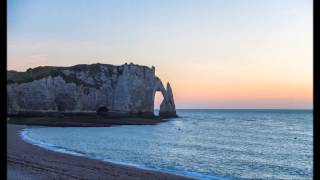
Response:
[7,124,194,180]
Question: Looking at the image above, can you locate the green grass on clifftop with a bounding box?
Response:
[7,66,97,88]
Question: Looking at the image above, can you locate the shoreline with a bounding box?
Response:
[7,116,169,127]
[7,124,195,180]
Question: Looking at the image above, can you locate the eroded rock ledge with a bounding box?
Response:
[7,63,177,118]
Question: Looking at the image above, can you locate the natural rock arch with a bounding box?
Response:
[152,78,177,117]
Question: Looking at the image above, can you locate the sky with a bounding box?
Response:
[7,0,313,109]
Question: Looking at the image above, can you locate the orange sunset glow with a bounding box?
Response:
[8,0,312,109]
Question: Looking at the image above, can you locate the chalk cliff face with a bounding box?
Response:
[7,63,177,117]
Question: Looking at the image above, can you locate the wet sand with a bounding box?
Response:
[7,116,168,127]
[7,124,195,180]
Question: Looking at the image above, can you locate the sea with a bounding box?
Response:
[20,109,313,180]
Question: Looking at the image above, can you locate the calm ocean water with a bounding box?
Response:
[21,109,313,180]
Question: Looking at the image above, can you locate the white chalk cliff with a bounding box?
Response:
[7,63,177,117]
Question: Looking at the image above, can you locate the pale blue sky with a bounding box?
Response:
[8,0,313,109]
[8,0,312,42]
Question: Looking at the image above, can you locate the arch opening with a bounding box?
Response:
[154,91,164,116]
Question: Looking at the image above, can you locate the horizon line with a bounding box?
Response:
[155,108,313,110]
